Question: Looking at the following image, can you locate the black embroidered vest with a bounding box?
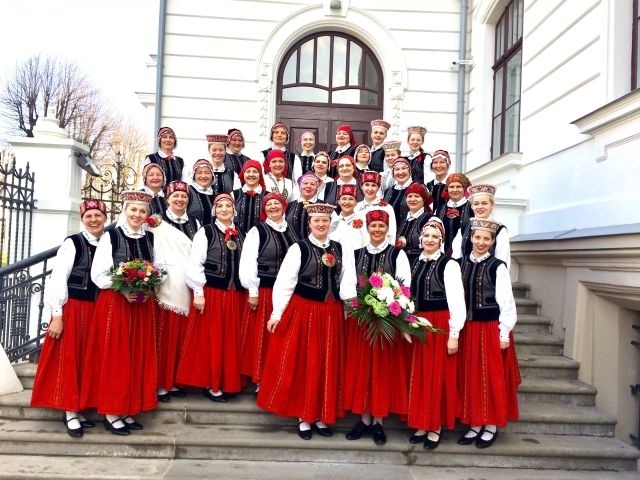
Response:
[234,190,264,234]
[188,186,214,225]
[255,223,299,288]
[108,228,154,265]
[145,152,184,183]
[410,254,451,311]
[354,244,401,279]
[459,255,504,321]
[202,224,244,290]
[67,234,99,301]
[293,239,342,301]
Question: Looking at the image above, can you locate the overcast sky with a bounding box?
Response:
[0,0,158,135]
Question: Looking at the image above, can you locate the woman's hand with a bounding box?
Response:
[500,340,510,350]
[267,317,280,333]
[248,296,259,312]
[193,296,205,314]
[47,315,63,339]
[447,337,458,355]
[123,291,149,303]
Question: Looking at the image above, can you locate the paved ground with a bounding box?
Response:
[1,456,639,480]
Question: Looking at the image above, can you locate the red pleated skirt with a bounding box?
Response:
[407,309,458,431]
[156,306,187,391]
[176,287,246,393]
[30,298,93,411]
[456,320,521,427]
[342,316,410,418]
[239,286,273,384]
[256,294,345,424]
[79,289,158,415]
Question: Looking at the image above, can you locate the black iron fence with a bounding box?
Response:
[0,153,36,266]
[0,248,56,362]
[81,152,138,222]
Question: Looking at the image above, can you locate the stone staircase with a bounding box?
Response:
[0,282,638,477]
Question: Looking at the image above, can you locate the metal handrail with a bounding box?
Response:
[0,246,58,363]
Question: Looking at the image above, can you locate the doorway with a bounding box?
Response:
[276,32,384,153]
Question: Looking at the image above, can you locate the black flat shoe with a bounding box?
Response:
[202,389,228,403]
[298,422,312,440]
[476,429,498,449]
[62,415,83,438]
[103,418,130,436]
[169,389,186,398]
[121,415,143,431]
[457,427,482,445]
[80,419,95,429]
[346,420,372,440]
[157,392,171,403]
[423,431,441,450]
[409,432,427,444]
[372,423,387,446]
[312,421,333,437]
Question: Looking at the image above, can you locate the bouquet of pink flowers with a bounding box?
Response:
[348,270,443,345]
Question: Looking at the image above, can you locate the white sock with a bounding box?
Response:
[299,420,311,431]
[427,428,441,441]
[465,425,482,438]
[77,413,87,422]
[373,416,383,425]
[480,424,497,441]
[65,411,81,430]
[122,415,136,425]
[414,429,427,436]
[315,420,327,428]
[208,388,223,396]
[361,412,372,425]
[170,387,180,392]
[106,414,125,428]
[158,388,168,395]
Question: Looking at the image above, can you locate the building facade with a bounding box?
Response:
[139,0,640,443]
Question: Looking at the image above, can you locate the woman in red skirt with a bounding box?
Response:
[238,193,298,394]
[257,203,355,440]
[31,200,107,437]
[407,218,466,449]
[342,208,411,446]
[154,180,197,402]
[457,217,520,448]
[177,193,246,402]
[81,191,166,435]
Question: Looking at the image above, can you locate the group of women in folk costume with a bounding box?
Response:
[31,121,519,450]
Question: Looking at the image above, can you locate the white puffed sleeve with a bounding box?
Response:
[443,259,466,339]
[45,238,76,315]
[186,227,208,297]
[270,244,301,320]
[239,226,261,296]
[495,262,517,341]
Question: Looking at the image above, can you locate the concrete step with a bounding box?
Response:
[511,282,530,299]
[3,456,639,480]
[516,297,540,316]
[515,332,564,356]
[518,377,597,407]
[0,418,635,471]
[12,362,35,390]
[513,314,552,334]
[518,354,580,380]
[0,388,614,437]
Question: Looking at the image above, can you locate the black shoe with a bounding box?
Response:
[169,389,186,398]
[103,418,130,436]
[476,429,498,449]
[202,389,228,403]
[346,420,372,440]
[298,422,312,440]
[121,415,143,431]
[62,415,83,438]
[79,418,95,429]
[157,392,171,403]
[409,432,427,444]
[372,423,387,446]
[423,431,441,450]
[457,427,482,445]
[312,421,333,437]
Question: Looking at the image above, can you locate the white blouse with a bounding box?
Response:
[451,224,511,270]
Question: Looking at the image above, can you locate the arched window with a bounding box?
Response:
[278,33,383,107]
